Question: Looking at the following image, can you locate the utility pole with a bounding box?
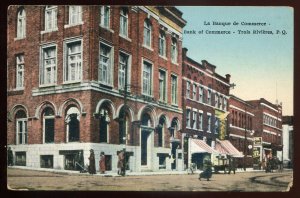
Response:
[122,57,128,176]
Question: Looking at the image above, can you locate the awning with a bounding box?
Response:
[190,139,218,154]
[215,140,244,158]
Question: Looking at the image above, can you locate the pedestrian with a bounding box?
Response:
[199,159,212,181]
[7,147,13,166]
[117,150,125,176]
[228,156,236,174]
[88,149,96,174]
[99,152,106,174]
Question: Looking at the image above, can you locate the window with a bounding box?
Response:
[17,8,26,38]
[120,8,128,37]
[45,6,57,31]
[199,112,203,130]
[186,109,191,128]
[40,45,57,85]
[15,152,26,166]
[64,40,82,82]
[142,60,152,96]
[192,84,197,100]
[99,43,113,85]
[16,55,24,89]
[100,6,110,28]
[16,110,27,145]
[159,70,166,102]
[158,118,165,147]
[186,81,190,98]
[99,109,110,143]
[215,94,219,108]
[43,107,55,143]
[223,98,227,110]
[207,90,211,105]
[143,20,152,47]
[199,86,203,103]
[171,75,178,105]
[207,114,211,132]
[192,111,197,129]
[40,155,53,168]
[66,107,80,142]
[219,96,223,110]
[171,38,178,63]
[119,52,130,90]
[69,6,82,25]
[214,116,220,134]
[159,32,166,57]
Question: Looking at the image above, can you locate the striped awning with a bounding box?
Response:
[216,140,244,158]
[190,139,218,154]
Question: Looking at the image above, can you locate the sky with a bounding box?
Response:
[177,6,294,116]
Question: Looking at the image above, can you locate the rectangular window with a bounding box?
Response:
[158,155,167,169]
[159,70,166,102]
[192,84,197,100]
[219,96,223,110]
[192,111,197,129]
[16,55,24,89]
[100,6,110,28]
[159,32,166,57]
[45,6,57,31]
[142,61,152,96]
[119,52,130,90]
[199,86,203,103]
[186,109,191,128]
[223,98,227,110]
[120,8,128,37]
[44,117,55,143]
[207,90,211,105]
[199,112,203,130]
[214,116,220,134]
[143,21,151,47]
[16,119,27,144]
[64,40,82,82]
[186,81,190,98]
[15,152,26,166]
[171,75,178,105]
[40,155,53,168]
[215,94,219,108]
[99,43,113,85]
[40,45,57,85]
[171,39,178,63]
[207,114,211,132]
[69,6,82,25]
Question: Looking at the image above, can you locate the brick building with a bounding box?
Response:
[181,48,232,169]
[247,98,282,167]
[228,95,255,168]
[7,5,186,172]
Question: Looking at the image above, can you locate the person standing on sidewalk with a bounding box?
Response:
[228,156,236,174]
[117,150,125,176]
[88,149,96,174]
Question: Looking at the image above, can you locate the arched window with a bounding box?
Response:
[17,7,26,38]
[65,107,80,142]
[99,108,110,143]
[120,8,128,37]
[141,113,152,127]
[43,107,55,143]
[45,6,57,31]
[143,19,152,47]
[15,110,27,144]
[119,108,130,144]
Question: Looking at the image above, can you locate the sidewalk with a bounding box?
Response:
[8,166,288,177]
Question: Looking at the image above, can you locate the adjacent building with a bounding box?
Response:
[228,95,255,168]
[7,5,187,172]
[181,48,231,169]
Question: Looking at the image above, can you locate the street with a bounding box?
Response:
[7,168,293,191]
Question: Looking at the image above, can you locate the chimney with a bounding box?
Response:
[225,74,231,82]
[182,47,188,58]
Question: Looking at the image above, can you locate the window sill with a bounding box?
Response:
[41,29,58,34]
[171,104,178,107]
[39,84,57,88]
[14,37,26,41]
[63,81,82,85]
[171,61,179,66]
[100,25,114,33]
[142,45,153,51]
[99,82,113,89]
[64,22,84,29]
[159,55,168,61]
[119,34,131,42]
